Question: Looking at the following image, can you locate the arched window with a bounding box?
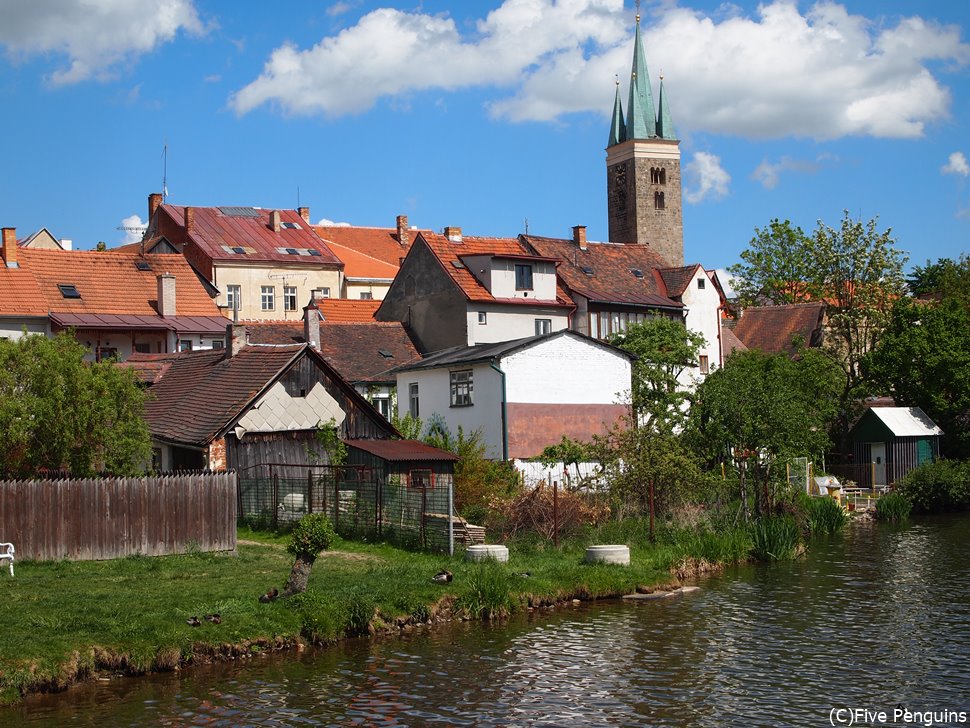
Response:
[650,167,667,185]
[654,191,665,210]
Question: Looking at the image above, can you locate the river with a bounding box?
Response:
[7,516,970,727]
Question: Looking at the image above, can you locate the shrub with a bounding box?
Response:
[875,492,912,523]
[805,496,848,536]
[896,460,970,513]
[287,513,336,556]
[455,561,518,620]
[750,516,801,561]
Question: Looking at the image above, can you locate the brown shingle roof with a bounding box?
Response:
[420,232,573,307]
[245,320,420,383]
[658,265,701,298]
[721,323,748,357]
[19,248,222,317]
[521,235,683,310]
[131,345,305,445]
[733,303,825,357]
[158,205,343,266]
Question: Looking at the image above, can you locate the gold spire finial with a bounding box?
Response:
[615,74,620,87]
[635,0,640,24]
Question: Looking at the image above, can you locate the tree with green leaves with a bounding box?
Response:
[538,435,594,488]
[607,316,706,433]
[864,296,970,459]
[688,349,842,520]
[907,254,970,305]
[0,333,152,479]
[728,219,816,306]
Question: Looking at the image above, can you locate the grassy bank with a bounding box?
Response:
[0,525,751,704]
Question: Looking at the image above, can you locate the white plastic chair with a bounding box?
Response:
[0,542,14,577]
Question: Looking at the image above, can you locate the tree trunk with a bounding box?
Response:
[282,551,316,597]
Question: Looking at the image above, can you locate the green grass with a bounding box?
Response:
[875,492,912,523]
[1,525,754,705]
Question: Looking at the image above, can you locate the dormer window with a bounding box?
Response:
[58,284,81,299]
[514,264,533,290]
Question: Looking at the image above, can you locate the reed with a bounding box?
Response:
[750,516,801,561]
[805,496,848,536]
[875,492,912,523]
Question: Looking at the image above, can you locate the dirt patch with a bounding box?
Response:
[237,541,382,563]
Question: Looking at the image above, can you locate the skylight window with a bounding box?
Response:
[135,260,152,271]
[307,249,322,257]
[631,268,644,279]
[451,260,466,269]
[379,350,394,359]
[218,206,260,218]
[58,284,81,299]
[281,222,301,230]
[285,248,298,255]
[232,246,246,254]
[581,266,594,276]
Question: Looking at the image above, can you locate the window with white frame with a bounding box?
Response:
[360,291,374,300]
[261,286,275,311]
[450,369,473,407]
[478,311,487,325]
[535,318,552,335]
[284,286,297,311]
[409,383,419,418]
[226,284,241,313]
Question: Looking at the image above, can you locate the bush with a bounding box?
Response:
[896,460,970,513]
[805,495,848,536]
[750,516,801,561]
[287,513,336,556]
[875,492,912,523]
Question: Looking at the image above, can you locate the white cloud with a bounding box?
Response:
[751,153,838,189]
[230,0,969,141]
[942,151,969,176]
[714,268,738,299]
[685,151,730,204]
[0,0,206,85]
[316,218,351,227]
[119,214,147,245]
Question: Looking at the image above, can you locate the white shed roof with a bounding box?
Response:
[868,407,943,437]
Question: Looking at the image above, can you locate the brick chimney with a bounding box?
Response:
[298,207,310,224]
[225,323,248,357]
[572,225,587,251]
[396,215,410,248]
[444,226,462,243]
[149,192,163,221]
[270,210,281,233]
[157,273,176,317]
[183,206,194,232]
[1,228,18,268]
[303,299,321,350]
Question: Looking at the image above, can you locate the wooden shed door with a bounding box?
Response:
[870,443,886,486]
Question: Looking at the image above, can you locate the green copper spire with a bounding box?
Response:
[655,74,677,140]
[625,11,657,139]
[608,77,626,146]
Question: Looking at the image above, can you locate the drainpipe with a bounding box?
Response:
[489,361,509,460]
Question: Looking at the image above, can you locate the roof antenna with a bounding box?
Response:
[523,217,529,235]
[297,186,301,209]
[161,142,169,202]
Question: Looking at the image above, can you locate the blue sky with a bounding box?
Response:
[1,0,968,276]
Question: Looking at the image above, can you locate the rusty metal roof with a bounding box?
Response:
[345,438,459,462]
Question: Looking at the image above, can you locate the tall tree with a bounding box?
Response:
[907,255,970,307]
[688,349,841,520]
[0,333,151,479]
[728,219,816,306]
[864,296,970,459]
[607,317,706,433]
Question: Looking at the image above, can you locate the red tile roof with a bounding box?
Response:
[346,438,459,462]
[521,235,683,310]
[721,323,748,357]
[319,299,381,322]
[157,205,343,267]
[0,263,48,316]
[324,240,398,281]
[657,265,702,298]
[314,225,427,267]
[732,303,826,357]
[420,232,573,307]
[18,248,223,317]
[245,320,420,383]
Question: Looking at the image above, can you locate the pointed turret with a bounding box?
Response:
[625,13,657,140]
[655,74,677,140]
[608,78,626,146]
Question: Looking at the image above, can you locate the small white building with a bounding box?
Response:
[394,330,633,460]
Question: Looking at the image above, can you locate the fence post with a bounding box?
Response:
[272,468,279,531]
[421,486,427,550]
[553,480,559,548]
[307,469,314,514]
[333,473,339,532]
[375,469,382,541]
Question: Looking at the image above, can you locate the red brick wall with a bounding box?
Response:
[207,438,227,471]
[505,402,629,459]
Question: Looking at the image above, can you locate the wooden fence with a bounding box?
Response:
[0,472,236,561]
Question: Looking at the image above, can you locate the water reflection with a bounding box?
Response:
[7,516,970,727]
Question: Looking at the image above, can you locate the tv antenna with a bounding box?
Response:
[162,142,169,201]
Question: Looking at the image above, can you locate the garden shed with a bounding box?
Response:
[849,406,943,488]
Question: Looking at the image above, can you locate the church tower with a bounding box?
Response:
[606,9,683,266]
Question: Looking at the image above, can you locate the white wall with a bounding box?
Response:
[213,263,342,321]
[678,266,723,386]
[0,319,48,341]
[464,305,569,346]
[501,334,631,405]
[397,363,506,459]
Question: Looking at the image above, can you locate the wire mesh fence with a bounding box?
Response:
[237,465,452,553]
